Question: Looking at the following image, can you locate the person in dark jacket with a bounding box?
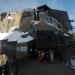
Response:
[45,51,50,63]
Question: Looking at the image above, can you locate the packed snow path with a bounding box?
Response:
[18,60,75,75]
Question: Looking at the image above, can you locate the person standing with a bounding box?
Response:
[30,49,33,59]
[41,51,45,63]
[45,51,50,63]
[50,51,54,63]
[37,51,41,63]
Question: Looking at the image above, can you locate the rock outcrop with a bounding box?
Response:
[0,10,33,33]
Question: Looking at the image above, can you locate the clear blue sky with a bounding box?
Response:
[0,0,75,31]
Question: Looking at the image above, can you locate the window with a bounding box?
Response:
[2,43,6,47]
[17,46,21,51]
[21,46,23,51]
[4,43,6,47]
[7,45,10,49]
[21,46,28,52]
[10,45,12,49]
[23,46,28,52]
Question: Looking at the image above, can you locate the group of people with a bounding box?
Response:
[37,50,54,63]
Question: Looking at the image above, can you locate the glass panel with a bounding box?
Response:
[21,46,28,52]
[23,46,28,52]
[17,46,21,51]
[7,45,10,49]
[4,43,6,47]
